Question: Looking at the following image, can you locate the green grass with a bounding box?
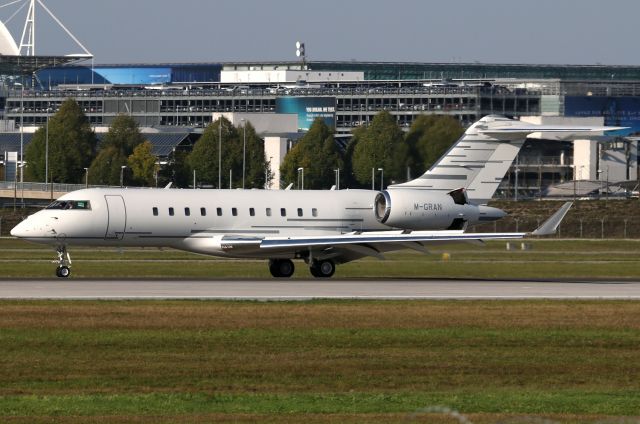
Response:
[1,300,640,422]
[2,238,640,279]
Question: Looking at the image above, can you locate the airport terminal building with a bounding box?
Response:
[1,60,639,196]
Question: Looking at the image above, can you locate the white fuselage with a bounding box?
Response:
[11,187,491,259]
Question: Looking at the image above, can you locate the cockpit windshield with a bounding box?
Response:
[46,200,91,210]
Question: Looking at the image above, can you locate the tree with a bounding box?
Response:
[128,141,158,186]
[241,122,268,189]
[351,111,408,187]
[25,98,96,183]
[88,114,145,185]
[188,118,267,189]
[280,118,342,189]
[188,117,234,188]
[408,115,464,175]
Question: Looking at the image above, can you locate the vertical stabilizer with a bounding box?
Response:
[389,115,626,204]
[389,116,525,204]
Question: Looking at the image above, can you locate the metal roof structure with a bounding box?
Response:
[0,132,32,154]
[0,131,191,158]
[0,54,87,76]
[95,132,191,157]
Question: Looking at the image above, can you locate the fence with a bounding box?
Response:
[471,217,640,239]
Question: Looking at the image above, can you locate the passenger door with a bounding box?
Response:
[105,195,127,240]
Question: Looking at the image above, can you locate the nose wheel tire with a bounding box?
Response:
[54,246,72,278]
[310,259,335,278]
[269,259,295,278]
[56,266,71,278]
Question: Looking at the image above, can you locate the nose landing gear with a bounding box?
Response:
[54,246,72,278]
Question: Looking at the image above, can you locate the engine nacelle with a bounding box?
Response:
[374,189,481,230]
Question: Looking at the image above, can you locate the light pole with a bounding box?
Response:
[241,118,246,189]
[378,168,384,191]
[606,166,609,203]
[84,167,88,188]
[218,118,222,189]
[120,165,127,187]
[371,168,375,190]
[298,167,304,190]
[334,168,340,190]
[45,113,49,186]
[18,82,24,207]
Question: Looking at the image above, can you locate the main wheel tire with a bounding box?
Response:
[269,259,295,278]
[57,266,71,278]
[310,260,335,278]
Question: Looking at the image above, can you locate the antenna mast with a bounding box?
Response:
[18,0,34,55]
[15,0,92,57]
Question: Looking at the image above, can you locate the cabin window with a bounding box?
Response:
[312,208,318,217]
[266,208,272,217]
[217,207,222,216]
[249,208,255,216]
[168,207,174,216]
[280,208,286,217]
[200,207,206,216]
[185,207,191,216]
[152,207,158,216]
[232,208,238,216]
[297,208,303,217]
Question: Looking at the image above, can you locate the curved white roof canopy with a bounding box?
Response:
[0,21,18,55]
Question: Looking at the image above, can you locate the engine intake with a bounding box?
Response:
[373,189,481,231]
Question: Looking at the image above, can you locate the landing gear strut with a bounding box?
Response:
[269,259,295,278]
[309,259,335,278]
[54,246,72,278]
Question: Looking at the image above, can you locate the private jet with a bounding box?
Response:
[11,116,621,278]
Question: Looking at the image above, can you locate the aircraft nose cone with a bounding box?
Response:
[478,205,507,222]
[10,221,28,238]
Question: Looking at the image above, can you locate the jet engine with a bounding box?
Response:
[374,188,504,230]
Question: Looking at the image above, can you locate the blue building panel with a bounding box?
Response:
[36,64,222,87]
[565,96,640,136]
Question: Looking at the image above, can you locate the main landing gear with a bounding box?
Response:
[309,259,335,278]
[269,259,295,278]
[54,246,72,278]
[268,259,336,278]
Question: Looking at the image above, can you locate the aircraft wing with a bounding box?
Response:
[200,202,572,263]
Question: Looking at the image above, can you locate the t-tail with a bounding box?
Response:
[389,115,627,204]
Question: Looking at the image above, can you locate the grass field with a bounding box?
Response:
[2,237,640,279]
[1,238,640,422]
[1,300,639,423]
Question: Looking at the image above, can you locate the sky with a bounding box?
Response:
[0,0,638,66]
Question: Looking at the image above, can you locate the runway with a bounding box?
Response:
[1,279,640,299]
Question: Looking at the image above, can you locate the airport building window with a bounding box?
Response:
[266,208,272,217]
[169,207,174,216]
[280,208,286,217]
[312,208,318,217]
[297,208,303,217]
[232,208,238,216]
[249,208,255,216]
[152,207,158,216]
[200,207,206,216]
[185,207,191,216]
[217,207,222,216]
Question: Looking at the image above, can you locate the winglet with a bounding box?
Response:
[531,202,573,236]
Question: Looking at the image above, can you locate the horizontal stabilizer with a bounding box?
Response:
[531,202,573,236]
